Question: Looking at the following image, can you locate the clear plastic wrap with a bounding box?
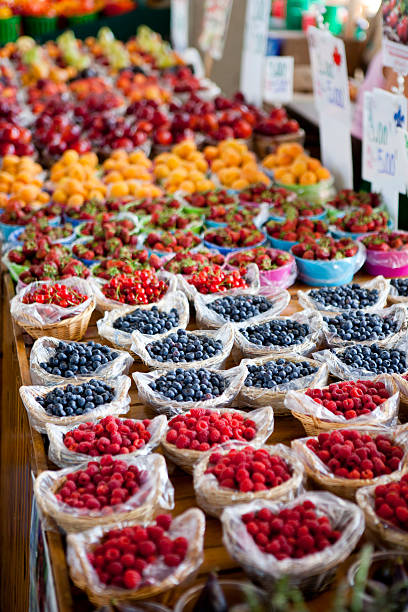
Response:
[177,263,260,302]
[133,364,247,414]
[356,469,408,551]
[194,289,290,330]
[238,354,329,414]
[29,336,134,386]
[193,441,304,517]
[90,271,178,313]
[322,304,408,348]
[233,309,323,360]
[224,250,298,291]
[46,415,168,468]
[66,508,205,606]
[285,374,399,435]
[161,406,274,474]
[96,291,190,352]
[20,375,132,434]
[221,491,364,593]
[312,340,408,380]
[34,453,174,533]
[131,323,235,371]
[292,425,408,500]
[10,277,95,327]
[298,276,390,314]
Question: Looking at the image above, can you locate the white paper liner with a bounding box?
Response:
[285,374,399,428]
[20,375,132,434]
[131,323,235,371]
[29,336,134,386]
[10,277,95,327]
[90,270,178,313]
[238,354,329,413]
[292,425,408,500]
[298,276,390,314]
[221,491,364,593]
[46,415,168,468]
[66,508,205,606]
[234,309,323,360]
[133,364,247,414]
[194,289,290,330]
[321,304,408,348]
[161,406,275,473]
[177,263,260,302]
[96,291,189,351]
[193,441,304,517]
[34,453,174,533]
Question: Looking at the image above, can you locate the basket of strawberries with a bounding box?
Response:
[203,224,266,256]
[225,246,296,289]
[331,205,391,240]
[358,231,408,278]
[265,217,328,252]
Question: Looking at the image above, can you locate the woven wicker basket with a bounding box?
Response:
[19,300,95,341]
[292,426,408,500]
[356,470,408,550]
[161,406,274,474]
[66,508,205,606]
[193,442,304,517]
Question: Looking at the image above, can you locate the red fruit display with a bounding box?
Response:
[208,205,260,226]
[55,455,145,510]
[306,430,403,479]
[145,230,201,253]
[269,199,326,219]
[266,218,328,242]
[101,270,168,305]
[227,247,292,272]
[166,408,257,452]
[361,231,408,252]
[8,241,71,267]
[18,221,74,243]
[164,251,224,275]
[254,106,300,137]
[184,190,237,209]
[241,500,341,559]
[22,284,87,308]
[63,416,152,456]
[88,513,188,588]
[238,184,292,205]
[327,189,382,210]
[19,258,90,284]
[65,199,124,221]
[204,225,264,249]
[79,215,138,240]
[144,209,200,231]
[205,446,292,492]
[305,380,390,420]
[292,237,358,261]
[0,199,58,226]
[188,265,248,294]
[92,252,162,280]
[334,205,389,234]
[126,196,181,216]
[374,474,408,529]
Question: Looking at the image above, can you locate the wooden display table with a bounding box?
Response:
[0,272,372,611]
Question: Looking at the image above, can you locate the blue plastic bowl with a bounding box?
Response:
[0,221,24,241]
[330,219,393,241]
[203,236,267,256]
[267,235,298,252]
[63,214,84,227]
[268,210,327,222]
[9,226,76,245]
[291,247,365,287]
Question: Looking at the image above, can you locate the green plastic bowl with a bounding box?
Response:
[23,15,58,36]
[0,15,20,44]
[67,11,99,25]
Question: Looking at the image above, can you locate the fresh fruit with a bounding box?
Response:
[227,247,292,273]
[266,218,328,242]
[39,341,118,378]
[188,266,248,295]
[245,359,317,389]
[22,283,87,308]
[207,295,275,323]
[335,344,408,375]
[292,237,358,260]
[19,258,90,284]
[263,144,331,186]
[361,231,408,252]
[204,225,265,249]
[374,474,408,529]
[146,329,223,363]
[208,205,260,227]
[184,189,237,209]
[254,106,300,137]
[306,380,390,420]
[324,311,398,342]
[308,284,379,310]
[327,190,382,211]
[238,183,292,205]
[36,379,115,417]
[391,278,408,296]
[334,205,389,234]
[113,306,179,335]
[91,252,162,279]
[144,230,201,253]
[101,270,168,305]
[204,140,270,190]
[50,150,107,205]
[164,251,224,275]
[239,319,310,347]
[153,141,214,194]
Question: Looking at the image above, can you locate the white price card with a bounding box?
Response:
[308,26,351,122]
[240,0,270,106]
[362,88,407,226]
[264,56,294,104]
[198,0,234,61]
[171,0,189,53]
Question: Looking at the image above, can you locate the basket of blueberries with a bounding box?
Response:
[298,277,390,314]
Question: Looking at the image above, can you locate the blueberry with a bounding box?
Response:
[146,329,223,363]
[245,359,317,389]
[208,295,274,322]
[240,319,309,347]
[113,306,180,335]
[337,343,407,375]
[151,368,226,401]
[39,341,118,378]
[324,311,398,342]
[391,278,408,297]
[39,378,115,417]
[309,283,379,310]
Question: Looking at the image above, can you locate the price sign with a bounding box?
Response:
[264,56,294,104]
[308,27,353,189]
[363,88,407,225]
[198,0,234,61]
[240,0,270,106]
[171,0,189,53]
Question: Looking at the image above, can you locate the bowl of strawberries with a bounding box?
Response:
[331,205,391,240]
[358,231,408,278]
[182,189,238,215]
[225,246,296,289]
[265,217,328,251]
[291,237,365,286]
[143,230,202,256]
[205,203,268,229]
[203,224,266,255]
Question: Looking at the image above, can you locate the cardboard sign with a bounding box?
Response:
[171,0,189,53]
[264,56,294,104]
[362,88,407,225]
[198,0,234,60]
[382,0,408,73]
[240,0,270,106]
[308,26,353,189]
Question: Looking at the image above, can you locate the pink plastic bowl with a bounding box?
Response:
[358,233,408,278]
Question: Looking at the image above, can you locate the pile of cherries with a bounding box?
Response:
[101,271,168,305]
[22,284,87,308]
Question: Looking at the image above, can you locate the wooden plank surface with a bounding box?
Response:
[1,272,375,611]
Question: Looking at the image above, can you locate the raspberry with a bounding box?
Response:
[306,380,390,419]
[123,569,141,589]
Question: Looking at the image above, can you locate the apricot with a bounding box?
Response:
[178,180,196,193]
[307,158,322,171]
[316,167,331,180]
[204,146,219,160]
[300,171,317,185]
[110,182,130,197]
[291,160,308,178]
[279,172,296,185]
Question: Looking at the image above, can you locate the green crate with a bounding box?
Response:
[0,15,20,44]
[68,11,100,26]
[24,15,58,36]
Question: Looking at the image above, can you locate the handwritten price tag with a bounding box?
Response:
[264,56,294,104]
[198,0,233,60]
[171,0,189,53]
[240,0,270,106]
